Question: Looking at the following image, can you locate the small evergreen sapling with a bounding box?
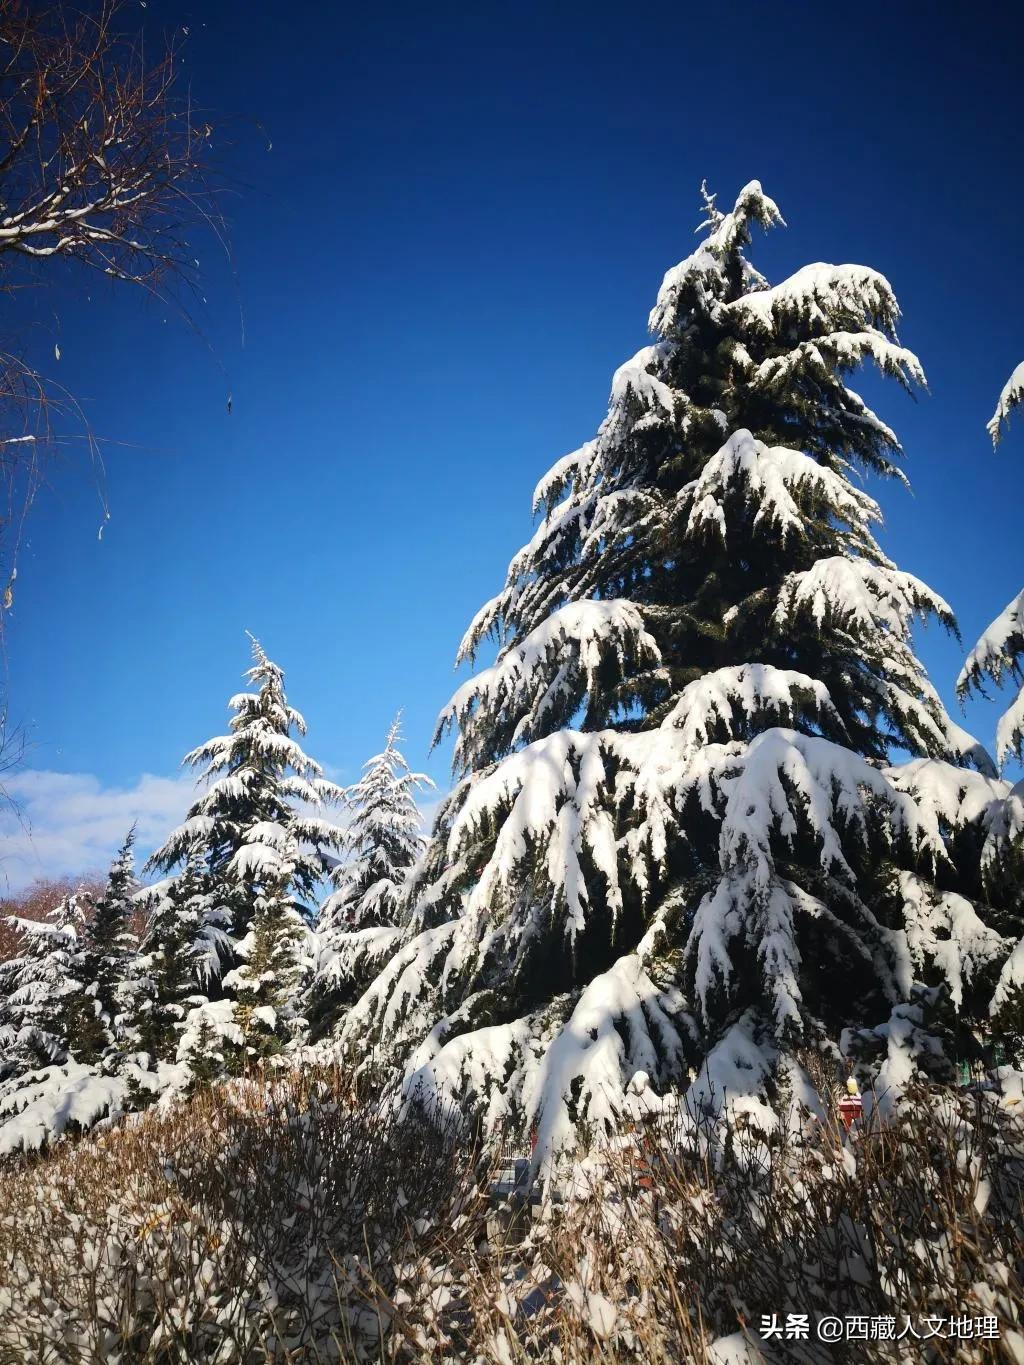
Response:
[322,715,433,932]
[224,838,311,1056]
[70,828,140,1064]
[0,888,88,1078]
[310,715,433,1039]
[132,855,215,1063]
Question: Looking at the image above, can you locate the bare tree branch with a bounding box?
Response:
[0,0,221,810]
[0,0,214,288]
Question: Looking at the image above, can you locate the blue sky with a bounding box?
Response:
[2,0,1022,885]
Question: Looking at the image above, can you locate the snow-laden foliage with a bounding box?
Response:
[221,835,313,1054]
[440,601,661,772]
[961,360,1024,768]
[960,588,1024,769]
[150,636,345,895]
[0,889,88,1079]
[307,924,402,1042]
[0,830,141,1084]
[350,718,1014,1151]
[132,855,231,1064]
[887,755,1024,1048]
[343,179,1015,1155]
[0,838,156,1150]
[73,828,141,1063]
[952,361,1024,1043]
[986,359,1024,445]
[0,1058,165,1158]
[885,757,1013,876]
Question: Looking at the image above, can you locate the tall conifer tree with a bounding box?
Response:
[343,182,1015,1150]
[147,636,344,1067]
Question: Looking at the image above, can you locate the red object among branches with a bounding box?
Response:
[838,1094,863,1132]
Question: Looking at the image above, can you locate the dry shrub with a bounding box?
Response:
[0,1069,1022,1362]
[377,1083,1024,1363]
[0,1062,476,1362]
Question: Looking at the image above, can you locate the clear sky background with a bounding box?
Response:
[1,0,1022,887]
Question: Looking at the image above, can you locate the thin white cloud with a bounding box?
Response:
[0,769,197,892]
[0,769,446,896]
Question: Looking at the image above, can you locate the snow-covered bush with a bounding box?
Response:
[0,837,151,1148]
[0,888,90,1081]
[0,876,107,965]
[0,833,140,1087]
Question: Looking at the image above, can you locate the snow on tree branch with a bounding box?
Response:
[958,589,1024,767]
[0,1,215,288]
[987,360,1024,446]
[959,358,1024,768]
[439,600,661,774]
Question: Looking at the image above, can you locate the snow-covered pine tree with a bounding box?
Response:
[309,715,434,1039]
[147,635,345,1068]
[132,854,221,1063]
[0,888,88,1079]
[342,180,1013,1152]
[0,884,147,1150]
[322,715,433,932]
[69,828,140,1063]
[954,361,1024,1050]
